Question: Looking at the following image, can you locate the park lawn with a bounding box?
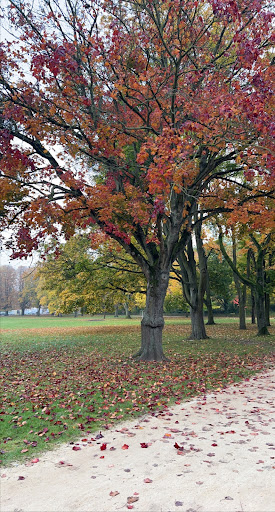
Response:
[0,318,274,466]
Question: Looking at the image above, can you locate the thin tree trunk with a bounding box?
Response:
[239,284,247,330]
[265,293,270,326]
[205,278,215,325]
[114,304,119,317]
[124,301,131,319]
[255,247,269,335]
[178,235,208,340]
[232,234,246,330]
[251,293,256,324]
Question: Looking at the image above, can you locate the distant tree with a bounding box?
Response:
[207,251,234,313]
[37,236,146,316]
[17,267,41,315]
[0,265,17,314]
[219,230,274,335]
[164,280,188,315]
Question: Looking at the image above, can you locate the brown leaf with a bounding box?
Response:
[127,496,139,504]
[109,491,119,497]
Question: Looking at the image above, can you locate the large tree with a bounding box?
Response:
[0,0,274,359]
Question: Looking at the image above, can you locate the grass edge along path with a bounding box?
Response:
[1,319,274,467]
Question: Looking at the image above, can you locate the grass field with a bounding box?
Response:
[1,315,274,466]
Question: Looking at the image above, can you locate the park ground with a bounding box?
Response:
[0,316,275,511]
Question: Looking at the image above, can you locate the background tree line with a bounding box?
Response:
[2,221,274,338]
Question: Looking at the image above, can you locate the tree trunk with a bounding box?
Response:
[255,290,269,335]
[178,235,208,340]
[190,297,208,339]
[134,269,170,361]
[205,284,215,325]
[21,308,25,316]
[232,234,247,330]
[124,302,131,319]
[265,293,270,326]
[239,284,247,330]
[251,293,256,324]
[255,249,269,335]
[114,304,119,317]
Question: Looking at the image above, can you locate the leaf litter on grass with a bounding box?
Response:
[0,322,274,465]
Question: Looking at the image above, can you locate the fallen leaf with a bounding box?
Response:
[127,496,139,504]
[31,458,39,463]
[100,443,107,451]
[122,444,129,450]
[175,501,183,506]
[144,478,153,483]
[140,442,148,448]
[72,446,81,451]
[18,476,25,480]
[109,491,119,497]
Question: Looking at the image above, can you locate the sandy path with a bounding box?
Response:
[1,370,275,512]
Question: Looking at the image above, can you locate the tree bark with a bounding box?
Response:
[178,235,208,340]
[239,284,247,330]
[265,293,270,326]
[232,234,246,330]
[255,244,269,335]
[124,301,131,319]
[251,293,256,324]
[134,269,170,361]
[205,278,215,325]
[114,304,119,317]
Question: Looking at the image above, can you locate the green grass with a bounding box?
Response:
[1,316,274,466]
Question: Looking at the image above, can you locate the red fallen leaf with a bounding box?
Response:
[100,443,107,451]
[257,460,264,463]
[140,442,148,448]
[82,438,88,442]
[175,401,181,404]
[196,481,204,485]
[110,446,116,451]
[21,449,28,453]
[109,491,119,497]
[177,450,185,456]
[174,442,184,451]
[212,443,218,447]
[18,476,25,480]
[72,446,81,451]
[122,444,129,450]
[31,458,39,463]
[144,478,153,483]
[127,506,134,510]
[100,456,105,459]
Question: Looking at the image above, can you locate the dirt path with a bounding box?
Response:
[1,370,275,512]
